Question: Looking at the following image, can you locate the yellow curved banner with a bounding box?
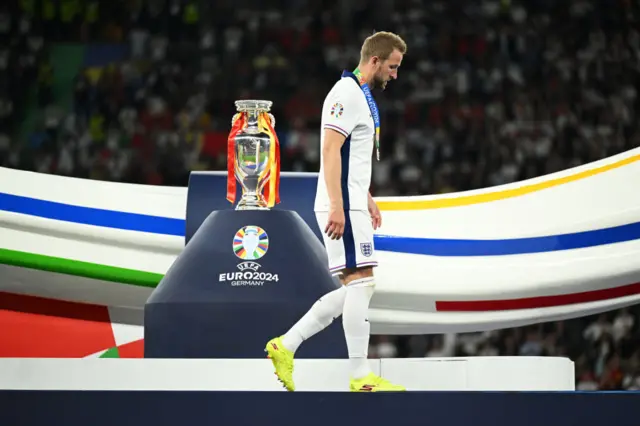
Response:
[378,154,640,211]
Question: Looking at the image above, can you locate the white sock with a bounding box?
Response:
[281,286,347,353]
[342,277,375,380]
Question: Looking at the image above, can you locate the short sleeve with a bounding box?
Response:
[322,83,360,138]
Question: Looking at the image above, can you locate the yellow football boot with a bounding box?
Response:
[265,336,295,391]
[350,372,406,392]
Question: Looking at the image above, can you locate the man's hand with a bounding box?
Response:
[368,193,382,230]
[325,206,345,240]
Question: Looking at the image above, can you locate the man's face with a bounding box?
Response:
[372,49,403,90]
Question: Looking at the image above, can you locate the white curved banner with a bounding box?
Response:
[1,148,640,334]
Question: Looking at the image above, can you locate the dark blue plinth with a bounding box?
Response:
[144,209,346,359]
[1,391,639,426]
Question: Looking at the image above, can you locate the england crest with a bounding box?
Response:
[360,242,373,257]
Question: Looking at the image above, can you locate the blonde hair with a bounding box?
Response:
[360,31,407,63]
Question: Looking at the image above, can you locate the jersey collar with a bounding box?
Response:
[341,70,361,86]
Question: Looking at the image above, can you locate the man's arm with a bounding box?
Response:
[323,128,346,210]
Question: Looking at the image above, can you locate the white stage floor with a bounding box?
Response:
[0,356,574,391]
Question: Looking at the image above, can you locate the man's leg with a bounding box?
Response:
[280,211,350,353]
[340,268,376,379]
[265,211,348,391]
[265,210,404,392]
[280,285,347,353]
[265,286,345,391]
[268,269,375,384]
[341,210,404,392]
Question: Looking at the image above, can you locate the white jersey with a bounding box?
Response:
[314,73,375,212]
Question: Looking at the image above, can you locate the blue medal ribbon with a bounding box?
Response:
[341,69,381,161]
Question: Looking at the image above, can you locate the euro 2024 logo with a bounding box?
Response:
[218,225,280,286]
[233,225,268,260]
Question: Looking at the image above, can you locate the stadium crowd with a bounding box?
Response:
[1,0,639,390]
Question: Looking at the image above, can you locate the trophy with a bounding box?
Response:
[226,100,281,210]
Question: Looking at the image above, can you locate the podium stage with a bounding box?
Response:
[0,357,636,426]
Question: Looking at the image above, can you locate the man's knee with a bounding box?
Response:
[339,266,374,286]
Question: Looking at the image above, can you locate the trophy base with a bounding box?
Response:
[235,195,269,211]
[235,204,270,211]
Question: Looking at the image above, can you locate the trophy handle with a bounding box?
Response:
[231,113,242,127]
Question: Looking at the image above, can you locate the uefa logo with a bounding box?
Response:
[233,225,269,260]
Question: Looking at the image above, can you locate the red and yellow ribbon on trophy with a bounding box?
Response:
[226,104,280,209]
[258,112,281,207]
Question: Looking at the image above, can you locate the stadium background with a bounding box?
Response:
[1,0,639,390]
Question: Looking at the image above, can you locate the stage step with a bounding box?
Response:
[0,356,574,391]
[2,357,636,426]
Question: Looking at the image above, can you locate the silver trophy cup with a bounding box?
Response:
[233,100,275,210]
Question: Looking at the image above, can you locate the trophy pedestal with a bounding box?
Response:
[235,194,269,211]
[144,209,347,359]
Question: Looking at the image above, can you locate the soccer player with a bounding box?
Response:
[265,31,407,392]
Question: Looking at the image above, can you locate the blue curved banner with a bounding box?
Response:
[0,193,184,236]
[2,190,639,257]
[374,221,640,256]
